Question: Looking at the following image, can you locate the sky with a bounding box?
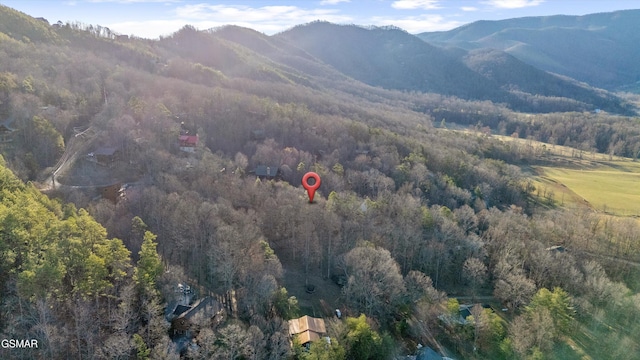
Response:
[1,0,639,38]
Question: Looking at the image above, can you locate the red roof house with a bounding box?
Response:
[179,134,198,153]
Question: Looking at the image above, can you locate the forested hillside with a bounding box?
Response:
[1,4,640,359]
[418,9,640,92]
[277,21,631,114]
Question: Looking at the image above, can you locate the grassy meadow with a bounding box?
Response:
[490,134,640,216]
[538,165,640,214]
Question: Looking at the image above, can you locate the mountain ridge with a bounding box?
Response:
[418,9,640,91]
[1,3,632,114]
[276,21,630,114]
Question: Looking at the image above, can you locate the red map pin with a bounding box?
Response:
[302,172,321,203]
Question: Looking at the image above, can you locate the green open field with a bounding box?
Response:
[535,164,640,215]
[487,134,640,216]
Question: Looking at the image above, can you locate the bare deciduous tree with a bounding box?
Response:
[463,257,488,299]
[343,245,406,321]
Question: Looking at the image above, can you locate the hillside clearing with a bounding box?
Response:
[537,166,640,215]
[486,133,640,216]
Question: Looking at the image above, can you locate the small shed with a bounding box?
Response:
[170,297,225,336]
[253,165,280,179]
[93,147,120,166]
[288,315,326,346]
[0,124,15,143]
[250,129,266,141]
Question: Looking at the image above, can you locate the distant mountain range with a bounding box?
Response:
[418,9,640,92]
[0,4,636,115]
[276,21,631,114]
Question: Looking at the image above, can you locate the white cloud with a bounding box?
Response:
[391,0,441,10]
[460,6,479,11]
[87,0,180,3]
[107,19,188,38]
[319,0,350,5]
[109,4,353,38]
[371,14,463,33]
[176,4,351,22]
[482,0,544,9]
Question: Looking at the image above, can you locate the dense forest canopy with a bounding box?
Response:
[1,4,640,359]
